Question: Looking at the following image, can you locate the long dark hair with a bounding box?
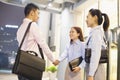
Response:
[89,9,110,31]
[71,27,84,43]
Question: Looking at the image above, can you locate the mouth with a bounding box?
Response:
[70,36,73,39]
[86,22,88,25]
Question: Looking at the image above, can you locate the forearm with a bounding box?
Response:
[40,42,55,62]
[89,44,101,76]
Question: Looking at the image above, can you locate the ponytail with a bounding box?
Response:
[89,9,110,32]
[102,13,110,31]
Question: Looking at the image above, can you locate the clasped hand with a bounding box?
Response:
[53,60,81,73]
[53,60,60,66]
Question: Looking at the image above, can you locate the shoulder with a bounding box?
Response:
[91,28,102,38]
[80,42,85,48]
[81,42,85,46]
[93,28,101,34]
[30,22,40,31]
[91,29,103,42]
[31,22,38,28]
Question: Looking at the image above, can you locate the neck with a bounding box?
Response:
[91,23,98,28]
[26,16,33,21]
[72,38,78,42]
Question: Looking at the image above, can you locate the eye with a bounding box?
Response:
[87,16,88,18]
[71,31,74,33]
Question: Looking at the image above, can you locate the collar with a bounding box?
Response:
[23,18,32,22]
[72,39,81,45]
[89,25,102,34]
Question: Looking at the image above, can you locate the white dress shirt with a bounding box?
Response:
[58,39,85,69]
[86,25,106,76]
[17,18,55,62]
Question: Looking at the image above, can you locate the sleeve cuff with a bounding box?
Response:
[79,60,85,69]
[79,65,83,69]
[89,71,95,76]
[58,58,62,62]
[51,58,56,63]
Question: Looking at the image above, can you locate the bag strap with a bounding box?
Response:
[86,36,91,46]
[18,22,45,60]
[38,45,44,59]
[19,22,32,50]
[86,36,107,46]
[103,37,107,45]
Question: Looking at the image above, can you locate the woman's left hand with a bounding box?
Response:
[73,67,81,73]
[87,76,94,80]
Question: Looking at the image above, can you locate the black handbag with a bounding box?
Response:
[12,22,45,80]
[69,56,83,71]
[85,36,108,63]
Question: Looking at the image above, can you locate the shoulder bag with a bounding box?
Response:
[12,22,45,80]
[85,36,108,63]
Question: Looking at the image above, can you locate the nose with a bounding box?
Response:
[38,16,39,19]
[86,20,88,24]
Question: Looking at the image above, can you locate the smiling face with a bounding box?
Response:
[69,28,80,41]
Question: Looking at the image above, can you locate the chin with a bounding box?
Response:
[70,38,74,40]
[34,20,37,22]
[87,25,90,27]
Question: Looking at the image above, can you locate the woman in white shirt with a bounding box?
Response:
[85,9,110,80]
[54,27,85,80]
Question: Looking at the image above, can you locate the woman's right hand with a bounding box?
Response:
[53,60,60,66]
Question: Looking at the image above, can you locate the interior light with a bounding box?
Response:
[5,25,18,28]
[48,3,53,7]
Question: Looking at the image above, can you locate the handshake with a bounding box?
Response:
[53,60,60,66]
[52,60,81,73]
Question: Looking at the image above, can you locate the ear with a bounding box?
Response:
[94,15,98,23]
[94,15,98,20]
[30,10,34,16]
[77,33,80,37]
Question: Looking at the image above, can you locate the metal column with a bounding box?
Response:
[117,33,120,80]
[117,0,120,80]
